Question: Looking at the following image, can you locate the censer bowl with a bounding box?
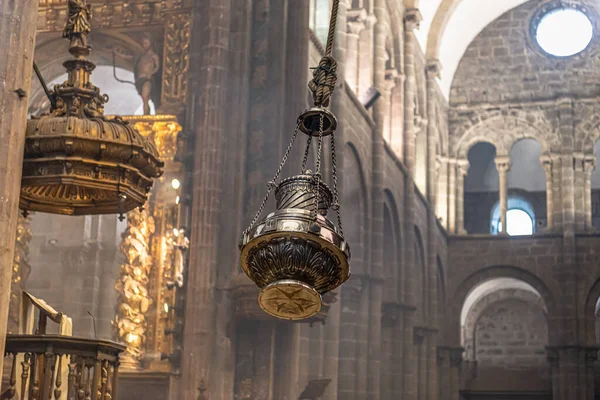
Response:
[240,175,350,321]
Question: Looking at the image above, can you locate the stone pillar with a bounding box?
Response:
[574,153,586,232]
[357,14,377,97]
[338,279,363,400]
[181,0,231,397]
[584,155,595,231]
[437,347,462,400]
[447,160,456,233]
[346,9,367,93]
[436,157,449,230]
[383,69,398,142]
[403,10,422,400]
[541,155,554,231]
[495,156,511,234]
[426,60,441,205]
[455,159,469,234]
[368,1,387,397]
[390,75,406,156]
[551,154,564,230]
[547,346,597,400]
[0,0,40,374]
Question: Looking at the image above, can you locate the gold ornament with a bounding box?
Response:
[114,208,155,369]
[20,0,163,217]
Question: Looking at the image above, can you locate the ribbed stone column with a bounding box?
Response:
[368,1,387,398]
[346,9,367,93]
[541,155,554,231]
[425,59,442,400]
[181,0,231,397]
[403,8,421,400]
[584,156,595,231]
[574,153,586,231]
[495,156,511,234]
[325,2,350,400]
[0,0,40,374]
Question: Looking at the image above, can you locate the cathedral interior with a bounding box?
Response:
[4,0,600,399]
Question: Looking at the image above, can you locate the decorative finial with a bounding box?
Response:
[63,0,92,54]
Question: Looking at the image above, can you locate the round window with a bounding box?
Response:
[535,7,593,57]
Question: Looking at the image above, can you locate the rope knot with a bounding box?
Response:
[308,55,338,108]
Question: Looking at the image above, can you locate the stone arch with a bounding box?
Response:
[453,113,556,159]
[343,142,369,275]
[583,278,600,344]
[30,31,155,116]
[463,287,547,361]
[383,190,401,303]
[448,265,558,346]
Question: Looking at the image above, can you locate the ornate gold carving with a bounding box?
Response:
[160,11,191,113]
[22,0,164,217]
[112,116,184,372]
[37,1,192,31]
[114,208,155,369]
[121,115,182,161]
[8,215,33,334]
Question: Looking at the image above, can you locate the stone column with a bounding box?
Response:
[574,153,586,232]
[324,1,351,397]
[447,160,456,233]
[358,14,377,96]
[346,9,367,93]
[426,60,441,205]
[436,157,449,230]
[494,156,511,234]
[551,154,564,230]
[403,9,422,400]
[456,159,469,235]
[368,1,387,398]
[540,155,554,231]
[584,155,595,231]
[437,346,462,400]
[0,0,40,373]
[181,0,231,397]
[383,69,398,142]
[390,75,406,156]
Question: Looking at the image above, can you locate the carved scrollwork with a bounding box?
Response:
[160,11,191,113]
[8,215,33,334]
[247,236,341,294]
[113,208,155,369]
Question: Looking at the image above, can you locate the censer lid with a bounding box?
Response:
[20,0,163,216]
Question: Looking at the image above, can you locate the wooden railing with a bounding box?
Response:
[2,335,125,400]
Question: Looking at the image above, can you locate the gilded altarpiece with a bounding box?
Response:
[113,116,184,374]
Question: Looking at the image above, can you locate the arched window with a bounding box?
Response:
[490,197,535,236]
[309,0,331,45]
[30,66,153,117]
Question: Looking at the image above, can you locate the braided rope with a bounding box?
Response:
[308,0,340,108]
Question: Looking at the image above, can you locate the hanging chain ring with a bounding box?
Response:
[298,108,337,137]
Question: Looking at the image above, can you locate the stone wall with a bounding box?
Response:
[450,0,600,106]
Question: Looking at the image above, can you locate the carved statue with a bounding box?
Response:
[63,0,92,49]
[114,34,161,115]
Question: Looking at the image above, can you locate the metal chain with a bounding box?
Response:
[301,135,313,173]
[311,114,325,220]
[330,129,344,238]
[244,124,301,234]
